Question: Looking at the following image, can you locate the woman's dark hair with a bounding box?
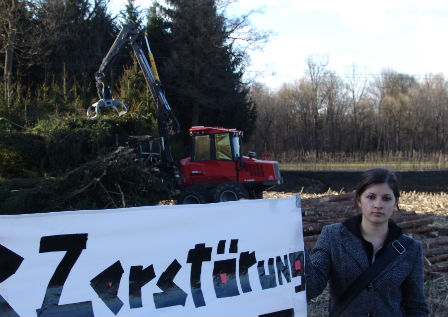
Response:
[354,168,400,208]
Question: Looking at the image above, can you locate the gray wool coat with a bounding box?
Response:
[305,223,429,317]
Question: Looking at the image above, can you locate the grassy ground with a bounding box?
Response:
[280,161,448,171]
[400,191,448,221]
[276,150,448,172]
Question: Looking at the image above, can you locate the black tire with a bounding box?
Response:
[253,188,264,199]
[178,191,207,204]
[213,183,248,202]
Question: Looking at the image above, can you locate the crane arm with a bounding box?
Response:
[129,34,180,138]
[90,21,180,172]
[94,21,179,136]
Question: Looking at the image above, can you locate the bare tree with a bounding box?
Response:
[1,0,18,107]
[306,54,329,158]
[374,70,416,154]
[247,83,276,154]
[345,64,369,154]
[276,82,303,157]
[322,71,345,155]
[418,74,448,154]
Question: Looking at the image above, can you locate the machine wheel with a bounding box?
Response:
[213,183,248,203]
[252,188,264,199]
[178,190,207,204]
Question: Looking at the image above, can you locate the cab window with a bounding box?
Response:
[215,133,232,160]
[194,135,211,160]
[232,136,240,159]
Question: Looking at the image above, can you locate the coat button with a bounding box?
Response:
[367,314,373,317]
[367,282,374,290]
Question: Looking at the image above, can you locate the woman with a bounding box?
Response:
[305,168,429,317]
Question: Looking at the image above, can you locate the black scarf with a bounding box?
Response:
[343,214,403,263]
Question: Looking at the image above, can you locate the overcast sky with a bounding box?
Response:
[109,0,448,89]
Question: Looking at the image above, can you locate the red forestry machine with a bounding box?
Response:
[87,21,282,204]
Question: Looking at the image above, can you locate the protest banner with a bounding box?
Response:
[0,196,306,316]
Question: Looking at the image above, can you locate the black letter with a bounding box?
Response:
[257,258,277,290]
[153,260,187,309]
[129,265,156,309]
[90,261,124,315]
[36,234,93,317]
[0,244,24,317]
[259,308,294,317]
[213,239,240,298]
[229,239,238,253]
[213,259,239,298]
[289,251,305,292]
[239,251,256,293]
[186,243,212,307]
[276,255,291,285]
[217,240,225,254]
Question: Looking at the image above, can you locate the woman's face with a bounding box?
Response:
[357,183,397,226]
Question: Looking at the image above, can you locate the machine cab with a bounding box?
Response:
[179,126,242,186]
[191,126,241,161]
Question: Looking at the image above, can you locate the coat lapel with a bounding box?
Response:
[340,226,370,270]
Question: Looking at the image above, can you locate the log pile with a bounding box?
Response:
[301,192,448,274]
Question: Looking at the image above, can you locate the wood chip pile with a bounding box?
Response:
[301,192,448,275]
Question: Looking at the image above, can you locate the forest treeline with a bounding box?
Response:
[0,0,257,148]
[248,57,448,164]
[1,0,447,168]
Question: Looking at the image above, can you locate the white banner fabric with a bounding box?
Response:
[0,196,306,317]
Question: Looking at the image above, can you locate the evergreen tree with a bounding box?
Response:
[31,0,116,87]
[0,0,118,122]
[120,0,143,28]
[157,0,256,143]
[145,3,171,73]
[1,0,35,107]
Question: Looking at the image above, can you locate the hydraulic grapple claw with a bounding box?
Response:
[87,98,128,119]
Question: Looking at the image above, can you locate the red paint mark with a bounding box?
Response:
[295,260,301,271]
[108,282,113,287]
[220,273,227,284]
